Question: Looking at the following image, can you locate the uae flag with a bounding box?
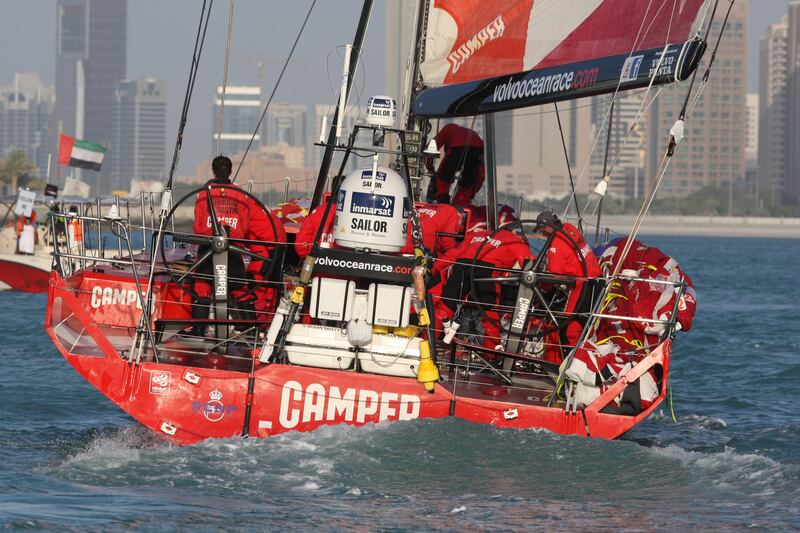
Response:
[58,133,107,171]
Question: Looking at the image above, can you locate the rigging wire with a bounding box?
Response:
[137,0,215,365]
[614,5,735,276]
[232,0,318,183]
[613,0,734,275]
[166,0,214,189]
[678,0,720,120]
[215,0,236,155]
[561,0,656,220]
[581,0,679,228]
[554,102,583,233]
[686,0,735,118]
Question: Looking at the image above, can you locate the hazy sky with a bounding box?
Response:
[0,0,791,178]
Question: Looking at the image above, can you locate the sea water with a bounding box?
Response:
[1,235,798,531]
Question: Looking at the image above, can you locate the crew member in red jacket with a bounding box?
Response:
[426,123,485,206]
[191,156,284,323]
[244,205,287,316]
[403,202,465,256]
[534,211,601,353]
[432,225,534,349]
[294,176,344,259]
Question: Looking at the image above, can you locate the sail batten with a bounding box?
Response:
[415,0,710,117]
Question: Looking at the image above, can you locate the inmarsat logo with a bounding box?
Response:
[350,192,395,217]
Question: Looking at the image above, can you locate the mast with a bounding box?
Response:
[405,0,429,130]
[484,114,498,230]
[310,0,374,210]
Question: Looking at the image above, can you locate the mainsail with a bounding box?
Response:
[414,0,710,117]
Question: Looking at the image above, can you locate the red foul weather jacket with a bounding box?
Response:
[404,202,463,255]
[436,228,533,276]
[193,182,252,240]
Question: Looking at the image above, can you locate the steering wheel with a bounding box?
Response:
[466,219,589,348]
[159,180,282,340]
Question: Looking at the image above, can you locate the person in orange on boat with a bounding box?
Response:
[534,211,601,353]
[425,123,485,206]
[294,175,344,259]
[431,223,534,349]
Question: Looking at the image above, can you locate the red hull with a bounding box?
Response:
[0,256,51,293]
[45,270,670,445]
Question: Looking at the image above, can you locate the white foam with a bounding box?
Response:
[652,445,788,496]
[450,506,467,514]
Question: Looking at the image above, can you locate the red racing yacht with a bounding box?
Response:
[44,0,719,444]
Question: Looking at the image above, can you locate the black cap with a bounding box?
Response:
[535,210,562,230]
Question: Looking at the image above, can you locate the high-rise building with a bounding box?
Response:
[110,78,166,193]
[785,1,800,204]
[591,93,647,199]
[55,0,127,192]
[647,0,747,198]
[265,103,307,147]
[745,93,759,188]
[0,73,55,176]
[759,16,789,205]
[498,99,592,200]
[212,85,262,157]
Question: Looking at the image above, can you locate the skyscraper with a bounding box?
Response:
[647,0,747,198]
[0,73,55,176]
[759,16,789,205]
[265,103,307,147]
[498,100,592,200]
[745,93,759,188]
[591,93,647,199]
[212,85,262,157]
[111,78,166,193]
[785,1,800,204]
[55,0,127,192]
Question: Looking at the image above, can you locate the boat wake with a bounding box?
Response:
[19,415,794,530]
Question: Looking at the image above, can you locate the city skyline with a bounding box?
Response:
[0,1,794,203]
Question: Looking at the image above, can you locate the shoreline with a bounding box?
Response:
[172,207,800,239]
[596,215,800,239]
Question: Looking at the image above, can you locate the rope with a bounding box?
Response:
[562,0,657,220]
[232,0,318,183]
[215,0,236,155]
